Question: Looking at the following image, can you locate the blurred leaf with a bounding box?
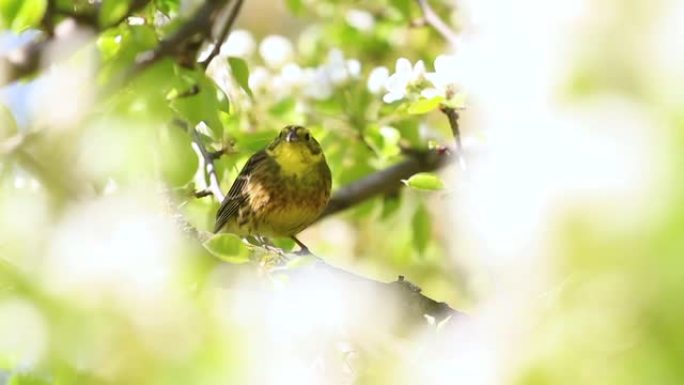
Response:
[158,123,197,187]
[96,29,124,61]
[403,172,444,191]
[155,0,179,15]
[0,104,18,138]
[98,24,158,84]
[391,0,413,20]
[380,194,401,219]
[284,0,304,15]
[0,0,46,31]
[8,373,51,385]
[170,71,225,137]
[364,124,401,159]
[227,57,253,98]
[271,237,295,252]
[233,130,277,152]
[268,97,296,117]
[204,233,250,263]
[407,96,443,115]
[99,0,131,27]
[444,92,467,109]
[412,202,431,255]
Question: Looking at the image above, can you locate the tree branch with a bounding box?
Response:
[440,106,461,151]
[320,149,451,219]
[200,0,244,69]
[172,119,225,202]
[0,39,47,86]
[121,0,228,83]
[415,0,460,48]
[305,260,460,322]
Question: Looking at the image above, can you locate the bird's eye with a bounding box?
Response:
[304,133,311,141]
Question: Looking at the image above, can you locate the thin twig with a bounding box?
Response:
[172,119,225,202]
[194,189,213,198]
[440,106,466,169]
[200,0,244,69]
[191,129,225,202]
[40,0,56,37]
[415,0,459,47]
[440,106,461,153]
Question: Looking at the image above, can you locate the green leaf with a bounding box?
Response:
[403,172,445,191]
[169,71,225,137]
[157,123,197,187]
[407,96,443,115]
[204,234,251,264]
[233,130,277,152]
[99,0,131,27]
[412,202,431,255]
[391,0,413,20]
[271,237,295,251]
[0,0,47,31]
[97,29,124,60]
[155,0,180,16]
[227,56,253,98]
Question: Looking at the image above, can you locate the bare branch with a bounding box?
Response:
[305,260,460,322]
[320,149,451,219]
[440,106,461,152]
[415,0,460,47]
[0,39,47,86]
[200,0,244,69]
[440,106,467,169]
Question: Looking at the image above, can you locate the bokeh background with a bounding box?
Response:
[1,0,683,384]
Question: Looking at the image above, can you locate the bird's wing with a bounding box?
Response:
[213,150,268,233]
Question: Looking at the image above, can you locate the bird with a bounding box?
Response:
[213,125,332,254]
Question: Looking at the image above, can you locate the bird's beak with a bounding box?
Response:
[285,129,299,142]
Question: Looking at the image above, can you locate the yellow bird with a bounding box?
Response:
[214,125,332,253]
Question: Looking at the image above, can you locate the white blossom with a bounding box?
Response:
[323,49,361,85]
[383,58,426,103]
[423,53,462,100]
[259,35,294,68]
[248,66,270,92]
[345,9,375,32]
[367,66,390,94]
[302,67,333,100]
[346,59,361,78]
[220,29,256,58]
[271,63,306,99]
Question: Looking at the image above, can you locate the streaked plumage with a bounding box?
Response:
[214,125,331,249]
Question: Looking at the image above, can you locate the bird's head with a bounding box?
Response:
[266,125,325,174]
